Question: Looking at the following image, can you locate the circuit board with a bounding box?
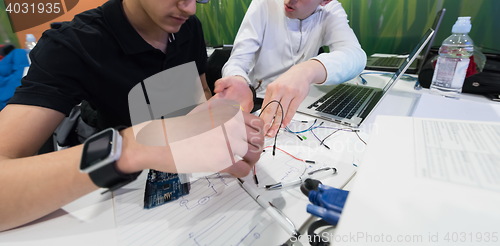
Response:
[144,170,191,209]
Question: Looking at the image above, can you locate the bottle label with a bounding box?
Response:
[431,57,470,89]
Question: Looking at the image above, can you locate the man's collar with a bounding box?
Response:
[102,0,191,55]
[103,0,156,55]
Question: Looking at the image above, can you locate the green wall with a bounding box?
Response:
[0,1,19,46]
[197,0,500,55]
[196,0,250,47]
[342,0,500,55]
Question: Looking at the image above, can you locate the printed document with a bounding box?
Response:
[333,116,500,246]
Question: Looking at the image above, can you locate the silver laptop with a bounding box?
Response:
[365,9,445,74]
[297,28,435,128]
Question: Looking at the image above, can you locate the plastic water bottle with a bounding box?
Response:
[430,17,474,98]
[24,34,37,64]
[25,34,37,52]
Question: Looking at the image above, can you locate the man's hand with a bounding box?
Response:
[125,99,264,178]
[260,60,327,137]
[221,112,264,177]
[213,76,254,112]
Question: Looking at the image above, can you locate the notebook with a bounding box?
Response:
[365,8,446,74]
[296,28,435,128]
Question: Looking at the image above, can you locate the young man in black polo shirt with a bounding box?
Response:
[0,0,264,231]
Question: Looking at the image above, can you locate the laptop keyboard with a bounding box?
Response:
[372,57,402,67]
[308,84,373,119]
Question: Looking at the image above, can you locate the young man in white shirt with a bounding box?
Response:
[213,0,366,137]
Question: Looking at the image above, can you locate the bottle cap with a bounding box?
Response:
[26,34,36,42]
[452,16,472,33]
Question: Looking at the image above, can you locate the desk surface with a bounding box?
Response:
[1,71,498,246]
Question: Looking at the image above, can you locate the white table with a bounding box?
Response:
[1,71,497,246]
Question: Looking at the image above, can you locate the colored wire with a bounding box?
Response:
[258,100,284,156]
[313,126,358,148]
[285,119,319,134]
[355,131,367,145]
[263,146,316,164]
[320,129,341,147]
[263,146,304,162]
[254,100,285,184]
[310,127,330,150]
[252,165,259,185]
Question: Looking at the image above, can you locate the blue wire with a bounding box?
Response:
[285,119,319,134]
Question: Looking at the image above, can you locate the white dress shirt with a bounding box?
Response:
[222,0,367,98]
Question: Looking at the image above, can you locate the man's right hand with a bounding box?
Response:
[124,99,264,178]
[221,111,264,177]
[212,76,254,112]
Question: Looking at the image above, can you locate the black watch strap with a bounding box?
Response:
[89,161,142,192]
[87,126,141,193]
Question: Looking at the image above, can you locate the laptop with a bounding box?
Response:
[365,8,446,74]
[296,28,435,128]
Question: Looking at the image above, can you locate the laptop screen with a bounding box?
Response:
[382,28,436,92]
[417,8,446,73]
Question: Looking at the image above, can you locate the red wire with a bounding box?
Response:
[263,146,305,162]
[254,146,306,181]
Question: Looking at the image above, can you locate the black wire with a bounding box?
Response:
[320,129,341,146]
[258,100,285,155]
[307,219,332,246]
[311,127,330,150]
[258,99,284,118]
[311,126,361,149]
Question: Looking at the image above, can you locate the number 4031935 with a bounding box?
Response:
[5,2,62,14]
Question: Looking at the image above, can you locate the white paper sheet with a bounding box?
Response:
[113,119,358,245]
[333,116,500,246]
[114,173,283,246]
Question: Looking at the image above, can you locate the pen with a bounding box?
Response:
[265,167,337,190]
[237,178,299,237]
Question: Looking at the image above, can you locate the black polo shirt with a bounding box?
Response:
[9,0,207,128]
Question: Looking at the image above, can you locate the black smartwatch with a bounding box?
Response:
[80,127,141,192]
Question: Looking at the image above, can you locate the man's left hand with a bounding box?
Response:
[260,60,327,137]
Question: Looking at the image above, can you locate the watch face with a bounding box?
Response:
[80,128,117,173]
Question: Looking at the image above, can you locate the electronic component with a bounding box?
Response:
[306,183,349,225]
[265,167,336,190]
[143,170,190,209]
